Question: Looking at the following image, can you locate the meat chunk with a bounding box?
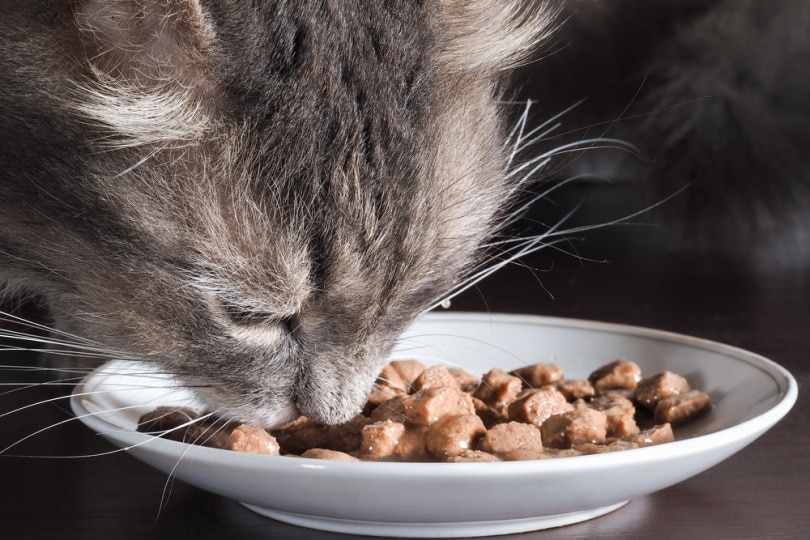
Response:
[270,414,368,455]
[478,421,544,454]
[271,417,331,455]
[425,414,487,459]
[358,420,406,460]
[411,365,460,391]
[540,408,608,449]
[376,363,409,392]
[447,449,501,462]
[300,448,360,461]
[137,407,200,438]
[392,426,429,461]
[472,368,523,409]
[573,439,640,454]
[365,384,407,412]
[501,449,556,461]
[507,388,573,427]
[588,359,642,391]
[472,397,507,428]
[654,391,711,425]
[403,386,476,425]
[388,359,427,388]
[366,363,409,411]
[627,423,675,447]
[448,367,480,392]
[369,394,409,423]
[227,424,281,455]
[552,379,595,401]
[587,393,640,438]
[509,363,564,388]
[635,371,691,410]
[137,407,235,448]
[323,414,371,454]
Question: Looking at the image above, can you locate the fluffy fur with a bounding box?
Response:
[0,1,556,426]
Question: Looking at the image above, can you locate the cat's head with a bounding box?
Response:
[0,0,555,426]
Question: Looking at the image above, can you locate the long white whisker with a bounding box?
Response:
[505,99,533,166]
[0,310,102,347]
[506,137,638,182]
[534,186,690,240]
[513,99,586,153]
[500,174,597,229]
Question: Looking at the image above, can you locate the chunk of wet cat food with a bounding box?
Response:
[138,406,199,437]
[588,359,643,391]
[376,363,410,392]
[365,383,407,413]
[472,396,507,428]
[425,414,487,459]
[366,364,409,410]
[388,359,427,388]
[271,417,331,455]
[506,387,573,426]
[472,368,523,409]
[137,407,233,448]
[540,408,608,449]
[448,367,480,392]
[509,363,564,388]
[573,439,640,454]
[411,364,460,391]
[551,379,595,401]
[586,393,639,438]
[654,390,711,425]
[635,371,691,410]
[447,449,501,462]
[501,449,556,461]
[301,448,360,461]
[357,420,407,460]
[369,394,409,423]
[323,414,371,454]
[627,423,675,447]
[403,386,475,425]
[478,421,544,454]
[392,425,430,461]
[226,424,281,455]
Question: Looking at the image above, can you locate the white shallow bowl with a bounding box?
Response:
[71,313,797,538]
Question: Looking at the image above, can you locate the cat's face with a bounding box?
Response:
[0,1,553,426]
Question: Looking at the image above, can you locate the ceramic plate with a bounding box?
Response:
[71,313,797,538]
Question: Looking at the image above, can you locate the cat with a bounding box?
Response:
[0,1,559,428]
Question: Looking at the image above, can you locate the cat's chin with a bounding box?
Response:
[193,389,301,431]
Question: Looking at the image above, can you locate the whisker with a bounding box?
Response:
[0,310,102,347]
[512,99,587,157]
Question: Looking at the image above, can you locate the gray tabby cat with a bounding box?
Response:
[0,1,555,427]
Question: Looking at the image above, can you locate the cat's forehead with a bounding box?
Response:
[64,0,555,308]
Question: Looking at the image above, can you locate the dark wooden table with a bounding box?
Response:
[1,247,807,539]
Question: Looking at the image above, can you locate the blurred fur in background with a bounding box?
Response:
[519,0,810,269]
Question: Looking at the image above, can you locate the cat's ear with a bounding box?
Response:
[71,0,216,148]
[437,0,558,74]
[74,0,215,87]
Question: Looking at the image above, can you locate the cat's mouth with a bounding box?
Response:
[292,361,379,426]
[192,385,301,430]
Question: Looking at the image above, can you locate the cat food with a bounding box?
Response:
[137,407,281,455]
[138,359,711,462]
